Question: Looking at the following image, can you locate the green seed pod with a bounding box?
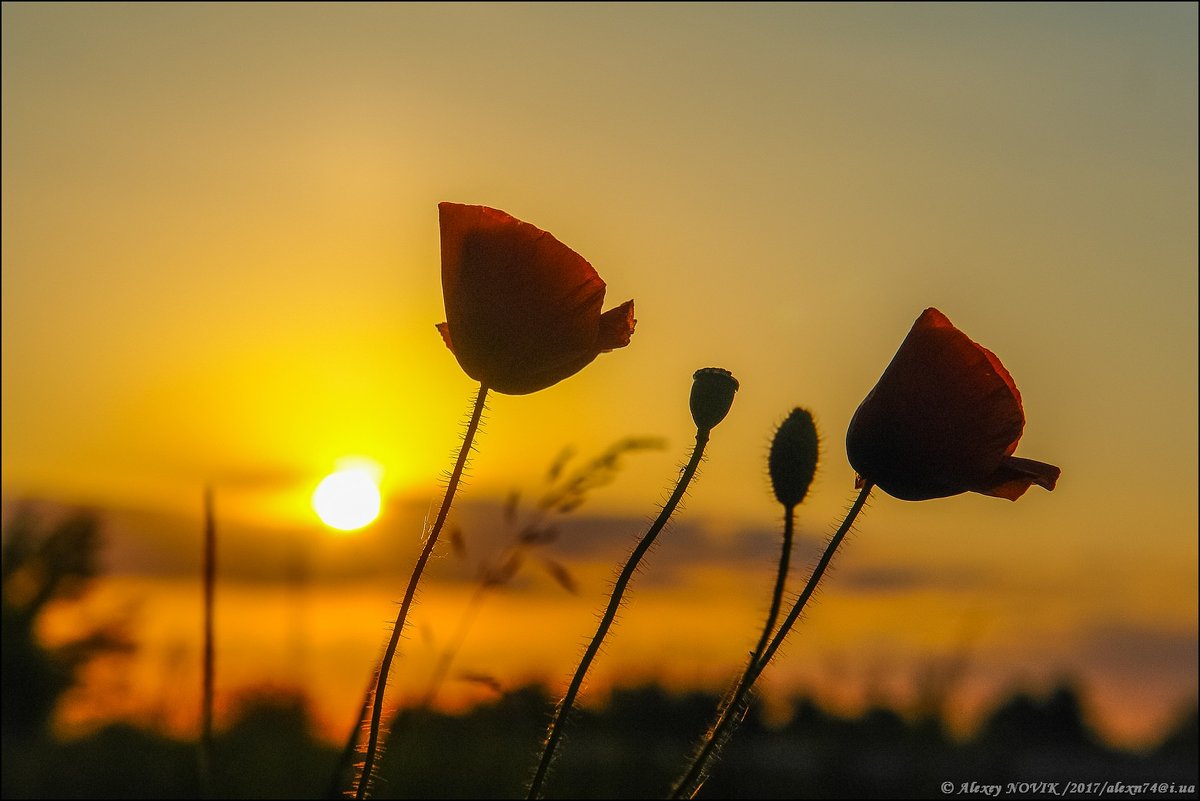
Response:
[689,368,739,432]
[769,408,819,508]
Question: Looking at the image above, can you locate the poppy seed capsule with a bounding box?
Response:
[690,368,739,431]
[769,408,819,509]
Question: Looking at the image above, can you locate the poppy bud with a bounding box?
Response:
[769,408,819,509]
[690,368,739,432]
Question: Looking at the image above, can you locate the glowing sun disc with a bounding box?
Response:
[313,468,382,531]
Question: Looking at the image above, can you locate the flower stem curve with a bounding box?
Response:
[671,482,873,799]
[750,504,795,671]
[354,383,489,800]
[526,428,712,800]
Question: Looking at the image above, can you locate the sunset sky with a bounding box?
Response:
[3,3,1196,747]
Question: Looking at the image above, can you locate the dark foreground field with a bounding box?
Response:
[3,680,1196,799]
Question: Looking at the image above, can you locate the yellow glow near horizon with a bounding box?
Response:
[312,464,382,532]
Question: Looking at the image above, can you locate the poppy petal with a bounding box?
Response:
[846,308,1048,501]
[466,301,634,395]
[438,202,629,394]
[975,456,1061,501]
[436,322,453,352]
[597,300,636,351]
[494,350,603,396]
[847,309,1024,499]
[441,203,603,375]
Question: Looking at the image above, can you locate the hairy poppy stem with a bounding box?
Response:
[674,504,794,801]
[526,428,712,800]
[671,483,873,799]
[750,504,795,671]
[354,383,489,801]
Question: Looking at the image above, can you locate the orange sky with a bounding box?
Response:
[3,3,1197,748]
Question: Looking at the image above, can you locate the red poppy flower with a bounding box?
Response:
[846,308,1059,501]
[435,203,635,395]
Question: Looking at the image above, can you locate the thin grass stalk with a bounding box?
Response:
[199,485,216,797]
[417,581,490,709]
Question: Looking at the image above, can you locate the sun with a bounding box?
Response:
[312,465,382,531]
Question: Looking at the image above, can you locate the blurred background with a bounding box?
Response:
[2,3,1196,797]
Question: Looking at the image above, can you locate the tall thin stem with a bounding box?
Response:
[749,505,795,667]
[671,483,873,799]
[678,504,794,799]
[354,383,489,801]
[200,484,216,797]
[526,429,711,800]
